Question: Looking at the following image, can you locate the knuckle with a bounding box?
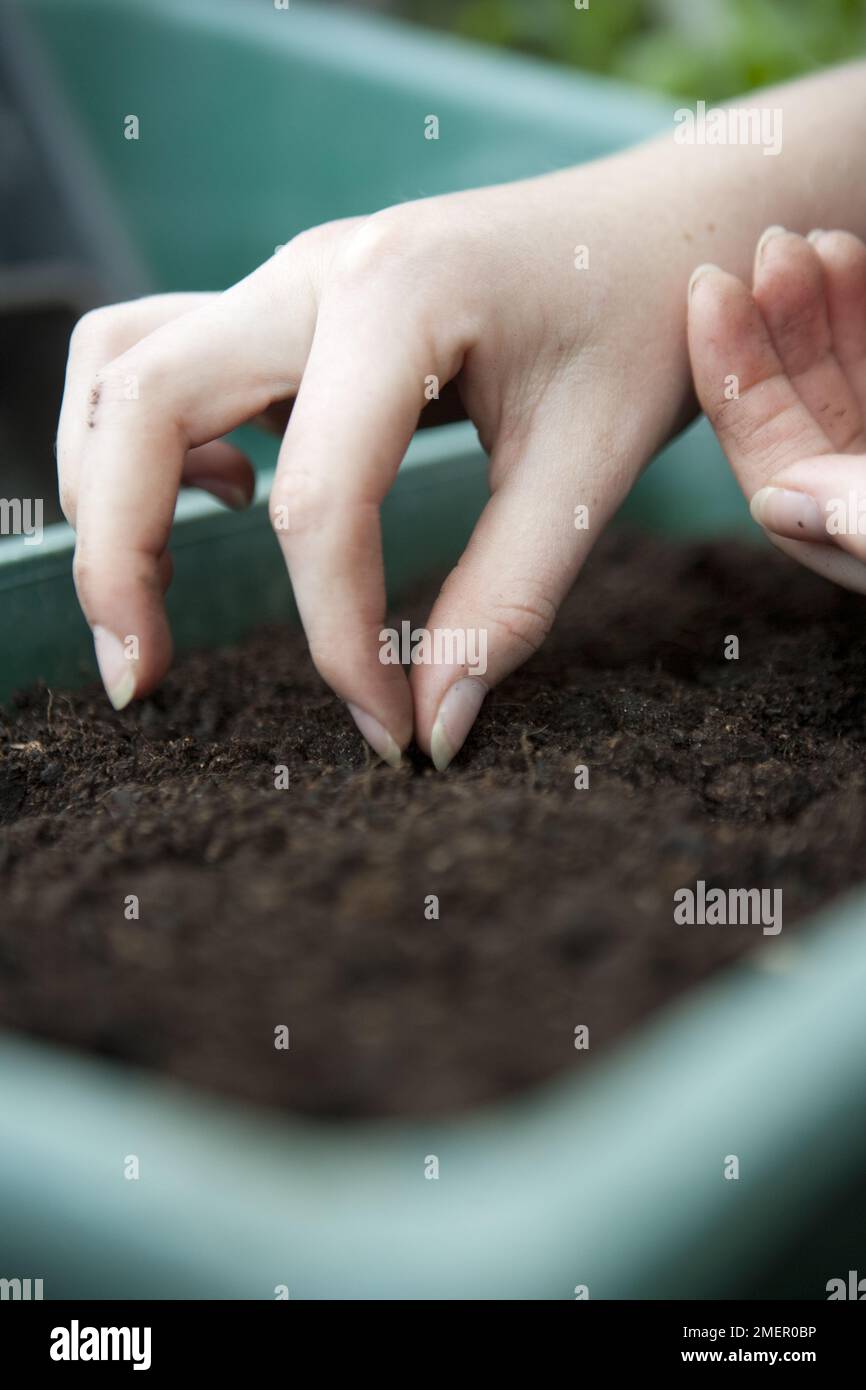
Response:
[68,307,109,353]
[111,348,163,397]
[766,303,820,368]
[271,217,359,290]
[710,392,749,448]
[87,349,171,424]
[69,304,131,360]
[487,589,556,656]
[268,470,329,538]
[332,208,417,281]
[710,390,771,456]
[276,223,332,262]
[74,543,159,604]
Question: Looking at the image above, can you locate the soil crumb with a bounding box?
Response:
[2,530,865,1119]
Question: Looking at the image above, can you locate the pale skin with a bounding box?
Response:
[57,62,866,768]
[689,226,866,588]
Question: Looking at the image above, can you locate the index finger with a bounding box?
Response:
[71,263,314,706]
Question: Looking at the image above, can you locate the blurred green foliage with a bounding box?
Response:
[395,0,866,99]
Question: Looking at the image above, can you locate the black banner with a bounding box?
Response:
[1,1299,862,1375]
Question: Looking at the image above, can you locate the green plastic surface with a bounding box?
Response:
[0,0,747,702]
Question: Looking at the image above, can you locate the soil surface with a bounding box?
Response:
[2,530,865,1119]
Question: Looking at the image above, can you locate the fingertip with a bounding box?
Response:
[749,485,826,543]
[78,561,173,707]
[687,263,755,350]
[92,625,138,711]
[346,702,404,768]
[687,262,723,301]
[92,620,172,706]
[190,478,254,511]
[429,676,488,772]
[183,440,256,510]
[754,224,787,275]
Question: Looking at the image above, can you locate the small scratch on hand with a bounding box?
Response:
[87,382,102,429]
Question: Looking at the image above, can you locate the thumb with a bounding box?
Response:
[687,264,866,591]
[750,454,866,592]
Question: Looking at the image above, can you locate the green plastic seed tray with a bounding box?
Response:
[1,0,865,1300]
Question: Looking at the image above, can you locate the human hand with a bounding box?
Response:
[58,171,692,766]
[688,227,866,593]
[60,50,866,769]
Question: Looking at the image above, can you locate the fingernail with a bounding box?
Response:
[430,677,487,772]
[750,486,824,541]
[194,479,251,511]
[807,229,826,246]
[92,626,137,710]
[346,703,402,768]
[688,263,720,298]
[756,224,786,263]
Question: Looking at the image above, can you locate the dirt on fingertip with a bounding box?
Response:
[2,528,866,1119]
